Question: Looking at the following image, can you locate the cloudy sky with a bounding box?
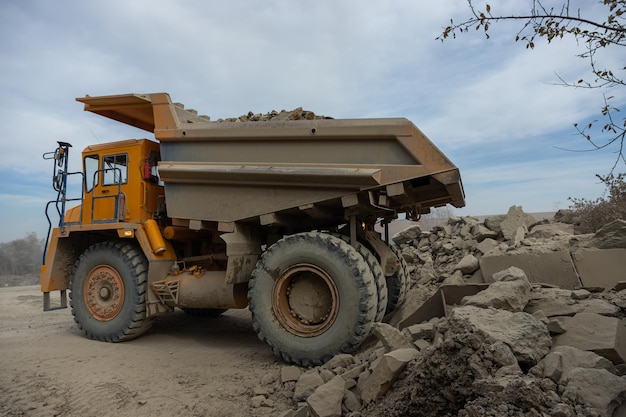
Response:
[1,0,623,243]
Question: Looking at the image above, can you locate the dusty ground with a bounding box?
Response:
[0,285,284,417]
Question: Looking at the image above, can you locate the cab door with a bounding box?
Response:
[92,153,128,223]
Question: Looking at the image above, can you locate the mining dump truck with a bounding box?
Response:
[41,92,465,365]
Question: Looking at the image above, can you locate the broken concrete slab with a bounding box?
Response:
[471,224,499,242]
[392,225,422,245]
[572,248,626,289]
[527,222,574,238]
[500,205,536,243]
[440,270,464,286]
[339,364,365,382]
[306,375,345,417]
[561,367,626,417]
[324,354,358,371]
[483,214,506,234]
[448,306,551,367]
[480,251,581,289]
[294,370,325,402]
[476,237,500,255]
[281,366,302,383]
[455,254,479,274]
[531,345,617,383]
[370,322,414,352]
[492,266,529,283]
[546,318,567,335]
[591,219,626,249]
[342,388,362,413]
[551,312,626,364]
[524,288,620,318]
[461,279,530,312]
[361,348,419,404]
[404,321,437,342]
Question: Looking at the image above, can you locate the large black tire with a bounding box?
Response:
[248,232,377,366]
[333,234,388,322]
[385,245,410,315]
[70,241,154,342]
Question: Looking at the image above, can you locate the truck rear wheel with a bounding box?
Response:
[385,245,410,315]
[70,241,153,342]
[332,234,388,322]
[248,232,377,366]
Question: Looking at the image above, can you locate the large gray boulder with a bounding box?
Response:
[306,376,345,417]
[531,345,617,383]
[370,322,414,352]
[561,367,626,417]
[462,267,531,312]
[592,219,626,249]
[294,370,325,401]
[500,205,536,244]
[524,287,620,317]
[448,306,551,367]
[552,312,626,364]
[361,348,419,404]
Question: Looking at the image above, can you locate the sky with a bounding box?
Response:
[0,0,624,243]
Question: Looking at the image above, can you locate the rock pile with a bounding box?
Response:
[246,208,626,417]
[216,107,332,123]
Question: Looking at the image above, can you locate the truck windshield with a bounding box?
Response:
[103,154,128,185]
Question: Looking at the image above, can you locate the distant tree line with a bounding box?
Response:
[0,233,45,275]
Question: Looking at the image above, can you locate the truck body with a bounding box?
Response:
[41,92,464,365]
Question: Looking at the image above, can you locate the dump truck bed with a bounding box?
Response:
[77,93,464,228]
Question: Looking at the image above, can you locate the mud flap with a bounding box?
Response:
[43,290,67,311]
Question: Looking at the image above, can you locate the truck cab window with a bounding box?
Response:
[84,154,99,192]
[103,154,128,185]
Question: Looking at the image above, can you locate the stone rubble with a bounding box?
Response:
[248,207,626,417]
[216,107,332,123]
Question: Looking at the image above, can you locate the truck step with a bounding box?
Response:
[43,290,67,311]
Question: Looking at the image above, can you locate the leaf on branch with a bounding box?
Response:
[486,4,491,13]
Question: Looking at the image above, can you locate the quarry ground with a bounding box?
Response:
[0,285,282,417]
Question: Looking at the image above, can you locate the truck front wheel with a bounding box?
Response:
[248,232,377,366]
[70,241,153,342]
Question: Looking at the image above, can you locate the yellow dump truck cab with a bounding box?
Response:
[80,139,164,225]
[40,139,169,310]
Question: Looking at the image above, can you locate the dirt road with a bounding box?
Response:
[0,286,283,417]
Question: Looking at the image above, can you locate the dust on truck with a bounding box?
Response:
[41,92,465,366]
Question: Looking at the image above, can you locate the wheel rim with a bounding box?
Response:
[272,264,339,337]
[84,265,125,321]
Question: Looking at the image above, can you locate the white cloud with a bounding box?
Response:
[0,0,623,242]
